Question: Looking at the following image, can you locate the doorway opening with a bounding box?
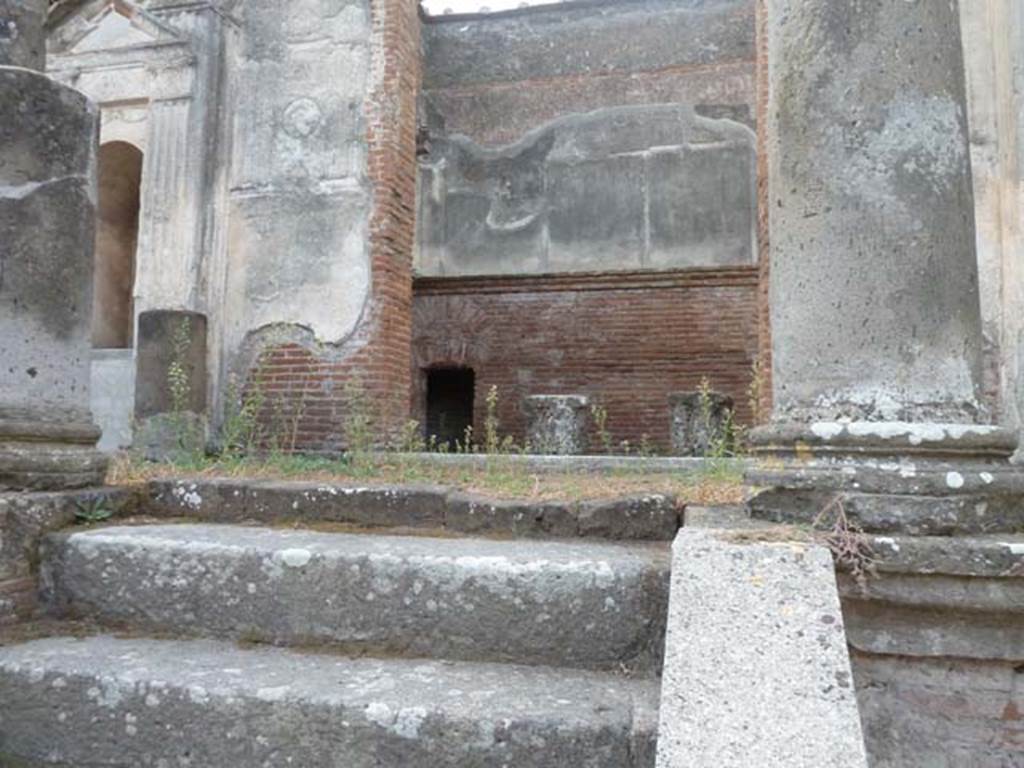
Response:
[92,141,142,349]
[425,367,475,448]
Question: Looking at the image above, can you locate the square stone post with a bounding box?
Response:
[0,0,107,489]
[749,0,1020,533]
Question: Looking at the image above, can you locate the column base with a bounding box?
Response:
[0,414,108,491]
[746,421,1023,535]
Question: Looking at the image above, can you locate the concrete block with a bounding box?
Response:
[0,635,659,767]
[43,523,671,672]
[656,528,868,767]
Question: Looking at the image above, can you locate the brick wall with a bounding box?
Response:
[411,267,760,453]
[249,0,421,451]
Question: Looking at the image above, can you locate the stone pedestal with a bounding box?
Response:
[750,0,1020,530]
[669,391,734,457]
[134,310,208,461]
[0,6,106,490]
[523,395,589,455]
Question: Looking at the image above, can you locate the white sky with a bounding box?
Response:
[421,0,565,15]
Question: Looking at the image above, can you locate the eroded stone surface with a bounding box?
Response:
[0,66,106,489]
[524,395,590,455]
[0,0,46,69]
[765,0,983,423]
[656,528,867,767]
[146,478,684,541]
[852,651,1024,768]
[669,390,734,457]
[43,523,671,671]
[0,635,659,767]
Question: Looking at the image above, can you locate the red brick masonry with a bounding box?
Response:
[411,266,760,453]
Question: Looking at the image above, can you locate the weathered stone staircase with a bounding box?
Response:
[0,484,673,766]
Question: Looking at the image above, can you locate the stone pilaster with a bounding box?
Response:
[749,0,1020,532]
[0,1,106,490]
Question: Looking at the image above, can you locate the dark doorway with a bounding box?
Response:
[426,368,475,448]
[93,141,143,349]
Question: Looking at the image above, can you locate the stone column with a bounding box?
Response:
[749,0,1020,532]
[0,0,107,489]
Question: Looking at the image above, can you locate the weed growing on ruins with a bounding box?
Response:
[341,378,376,471]
[483,385,501,455]
[747,356,766,424]
[396,419,427,454]
[813,495,877,590]
[590,403,614,455]
[165,316,204,462]
[73,497,113,525]
[221,369,266,459]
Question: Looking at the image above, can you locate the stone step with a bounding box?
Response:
[42,523,671,672]
[146,478,683,541]
[0,635,659,767]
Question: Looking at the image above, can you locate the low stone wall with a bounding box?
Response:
[0,488,138,624]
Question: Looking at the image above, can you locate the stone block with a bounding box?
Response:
[656,528,868,767]
[524,395,590,455]
[43,523,670,672]
[547,156,645,271]
[134,310,208,420]
[89,349,135,453]
[576,495,681,540]
[444,492,579,538]
[0,635,659,767]
[669,390,734,457]
[647,143,755,268]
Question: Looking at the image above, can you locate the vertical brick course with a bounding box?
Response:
[251,0,421,451]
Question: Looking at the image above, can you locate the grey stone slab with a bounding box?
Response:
[647,144,755,269]
[576,495,681,541]
[0,635,659,767]
[841,596,1024,661]
[546,156,645,272]
[134,310,207,420]
[656,528,868,767]
[89,349,135,453]
[145,477,686,541]
[750,487,1024,536]
[682,504,751,529]
[246,482,450,529]
[43,523,671,672]
[444,492,581,539]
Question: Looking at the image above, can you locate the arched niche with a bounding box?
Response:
[92,140,143,349]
